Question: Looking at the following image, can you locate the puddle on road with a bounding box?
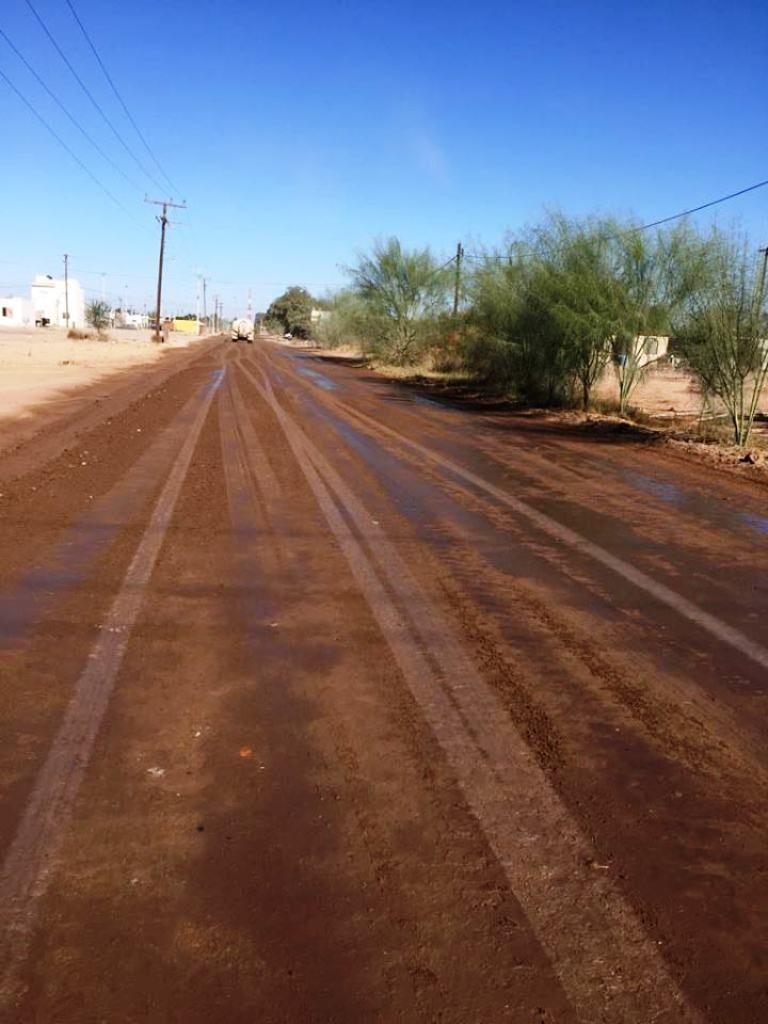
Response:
[282,349,768,545]
[741,512,768,536]
[618,469,768,538]
[295,366,338,392]
[0,524,117,648]
[410,393,453,411]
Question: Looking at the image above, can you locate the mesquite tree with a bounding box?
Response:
[679,236,768,446]
[349,238,451,364]
[85,299,111,335]
[468,216,621,408]
[518,216,621,409]
[611,225,713,414]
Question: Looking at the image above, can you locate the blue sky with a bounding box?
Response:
[1,0,766,316]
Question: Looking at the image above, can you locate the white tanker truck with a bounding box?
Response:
[231,317,254,343]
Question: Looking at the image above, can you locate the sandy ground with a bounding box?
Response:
[594,362,703,416]
[0,326,206,424]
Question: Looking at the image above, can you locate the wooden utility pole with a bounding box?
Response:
[145,197,186,341]
[63,253,70,327]
[452,242,464,316]
[757,246,768,305]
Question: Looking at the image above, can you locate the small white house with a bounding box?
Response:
[635,335,669,367]
[112,308,149,330]
[125,312,149,329]
[0,296,33,328]
[30,274,85,329]
[614,335,670,369]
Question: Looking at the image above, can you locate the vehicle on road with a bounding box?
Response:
[231,317,254,343]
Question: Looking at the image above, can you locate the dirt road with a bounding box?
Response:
[0,338,765,1023]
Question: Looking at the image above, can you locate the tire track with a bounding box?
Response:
[242,356,700,1024]
[0,367,224,1007]
[0,381,224,652]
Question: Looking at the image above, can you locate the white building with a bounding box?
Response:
[0,296,33,328]
[30,274,85,329]
[635,335,670,367]
[112,308,149,330]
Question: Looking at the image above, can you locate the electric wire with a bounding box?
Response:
[634,177,768,232]
[463,175,768,261]
[24,0,166,194]
[0,25,142,192]
[0,65,128,212]
[63,0,180,197]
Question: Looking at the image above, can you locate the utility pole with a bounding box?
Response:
[63,253,70,328]
[452,242,464,317]
[145,196,186,342]
[757,246,768,306]
[213,294,218,333]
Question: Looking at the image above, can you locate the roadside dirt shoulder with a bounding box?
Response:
[276,338,768,488]
[0,336,224,478]
[352,363,768,490]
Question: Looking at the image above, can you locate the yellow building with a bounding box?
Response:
[172,318,200,334]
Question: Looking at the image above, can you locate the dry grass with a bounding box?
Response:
[372,362,471,384]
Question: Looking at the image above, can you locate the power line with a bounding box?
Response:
[464,174,768,261]
[437,254,460,272]
[23,0,166,194]
[0,65,127,211]
[63,0,180,198]
[0,25,142,193]
[632,176,768,232]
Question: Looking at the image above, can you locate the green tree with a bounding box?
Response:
[531,216,623,410]
[678,235,768,446]
[348,238,451,364]
[469,216,622,408]
[313,290,372,351]
[85,299,111,335]
[610,224,713,413]
[469,256,573,402]
[266,286,314,338]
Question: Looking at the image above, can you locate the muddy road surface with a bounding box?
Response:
[0,338,766,1023]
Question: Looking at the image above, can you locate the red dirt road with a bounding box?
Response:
[0,339,766,1023]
